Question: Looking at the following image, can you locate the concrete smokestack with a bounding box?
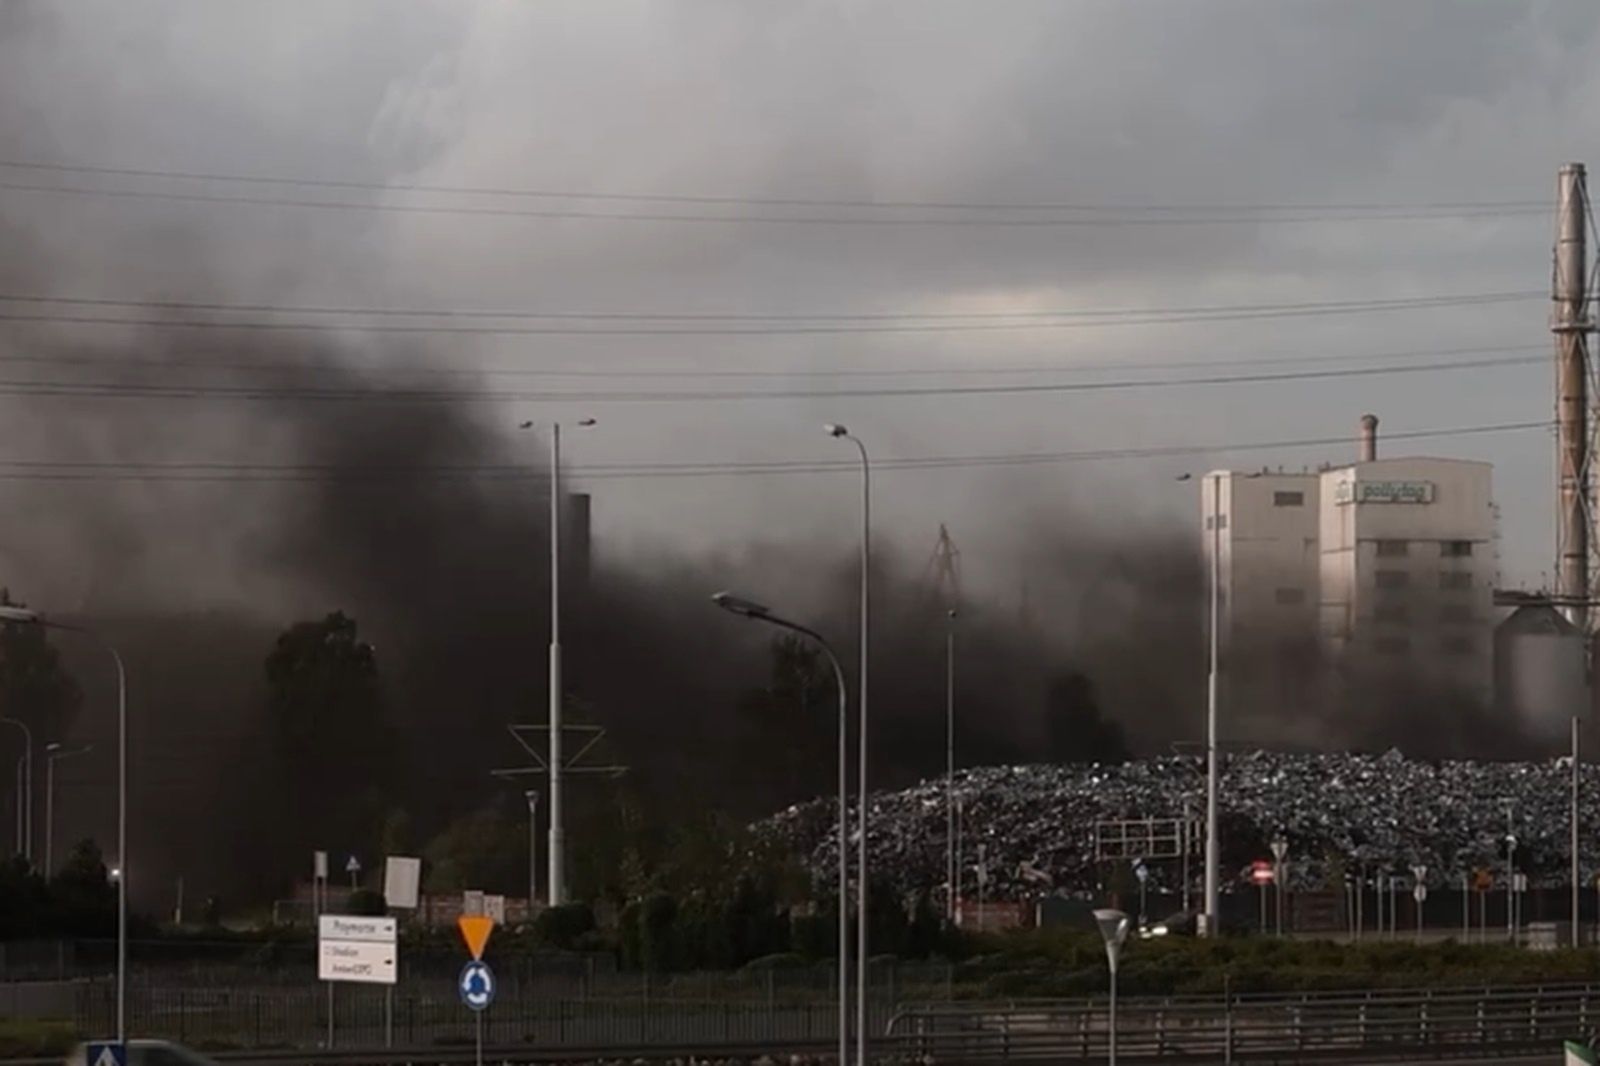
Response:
[1358,414,1379,463]
[1555,162,1590,633]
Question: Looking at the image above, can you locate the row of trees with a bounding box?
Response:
[619,881,953,972]
[0,840,121,940]
[1,598,1133,934]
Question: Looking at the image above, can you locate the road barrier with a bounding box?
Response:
[888,983,1600,1061]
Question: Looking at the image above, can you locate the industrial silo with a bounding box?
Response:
[1494,603,1588,745]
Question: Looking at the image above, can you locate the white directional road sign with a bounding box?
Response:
[318,915,397,985]
[85,1043,125,1066]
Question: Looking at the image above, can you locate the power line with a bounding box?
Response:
[0,291,1542,336]
[0,341,1546,381]
[0,288,1545,323]
[0,419,1548,483]
[0,178,1548,228]
[0,353,1544,405]
[0,157,1549,216]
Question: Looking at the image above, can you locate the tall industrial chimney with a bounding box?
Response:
[1554,162,1590,631]
[1358,414,1378,463]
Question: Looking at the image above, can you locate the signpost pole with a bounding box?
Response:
[326,983,334,1049]
[475,1009,483,1066]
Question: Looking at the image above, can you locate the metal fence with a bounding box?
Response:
[49,980,1600,1060]
[0,941,957,1001]
[889,983,1600,1061]
[70,983,896,1053]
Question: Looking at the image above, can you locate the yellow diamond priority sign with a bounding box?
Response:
[457,914,494,961]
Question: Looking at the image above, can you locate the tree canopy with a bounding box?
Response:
[264,611,391,854]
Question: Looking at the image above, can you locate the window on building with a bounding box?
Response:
[1375,636,1411,655]
[1273,491,1305,507]
[1439,571,1474,591]
[1375,539,1409,557]
[1441,540,1474,557]
[1275,587,1306,605]
[1205,514,1229,531]
[1439,603,1475,625]
[1374,604,1409,624]
[1442,636,1475,656]
[1374,569,1410,590]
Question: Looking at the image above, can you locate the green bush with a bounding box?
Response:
[742,952,807,971]
[535,902,597,950]
[348,889,387,916]
[954,928,1600,997]
[0,1019,77,1059]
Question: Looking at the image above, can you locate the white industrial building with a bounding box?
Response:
[1202,416,1497,708]
[1318,457,1496,699]
[1199,470,1321,652]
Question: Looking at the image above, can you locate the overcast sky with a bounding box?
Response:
[2,0,1598,608]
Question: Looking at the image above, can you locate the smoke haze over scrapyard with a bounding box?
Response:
[1,1,1598,904]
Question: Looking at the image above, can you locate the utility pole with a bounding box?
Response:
[1505,807,1517,944]
[1204,473,1222,936]
[945,609,957,924]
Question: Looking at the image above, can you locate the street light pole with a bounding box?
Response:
[1270,835,1288,938]
[1573,714,1581,948]
[945,608,957,924]
[11,753,22,857]
[44,742,91,876]
[1504,806,1517,944]
[0,717,33,864]
[1205,472,1222,937]
[712,592,850,1066]
[1093,909,1131,1066]
[548,422,566,909]
[520,417,595,909]
[827,421,870,1066]
[524,790,540,907]
[0,607,127,1041]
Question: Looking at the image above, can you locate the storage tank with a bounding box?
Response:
[1494,604,1588,745]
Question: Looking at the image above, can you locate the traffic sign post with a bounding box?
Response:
[457,915,497,1066]
[318,915,398,1050]
[1251,860,1274,935]
[85,1043,126,1066]
[459,960,496,1010]
[1411,865,1428,944]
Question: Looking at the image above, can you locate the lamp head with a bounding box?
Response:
[824,423,849,438]
[518,420,535,429]
[711,591,771,619]
[577,417,597,427]
[0,605,40,624]
[1093,907,1131,952]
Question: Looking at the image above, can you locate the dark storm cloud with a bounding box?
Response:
[0,1,1596,903]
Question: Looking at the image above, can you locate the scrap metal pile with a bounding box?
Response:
[755,751,1600,899]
